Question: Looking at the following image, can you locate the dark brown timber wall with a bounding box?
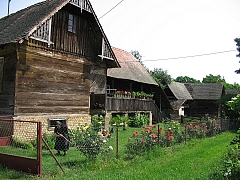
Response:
[14,45,91,116]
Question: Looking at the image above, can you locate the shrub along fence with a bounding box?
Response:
[65,116,228,159]
[0,118,42,176]
[0,116,238,177]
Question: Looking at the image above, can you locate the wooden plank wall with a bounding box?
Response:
[0,44,16,115]
[15,45,91,115]
[50,6,101,59]
[188,100,219,117]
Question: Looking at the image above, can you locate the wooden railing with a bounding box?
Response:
[106,97,161,122]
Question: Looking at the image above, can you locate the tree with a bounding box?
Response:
[175,76,200,83]
[224,82,240,90]
[234,38,240,74]
[226,94,240,119]
[149,68,172,89]
[202,74,226,83]
[218,94,238,119]
[131,50,143,64]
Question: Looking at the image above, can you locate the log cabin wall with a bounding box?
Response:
[13,43,92,129]
[15,43,91,116]
[5,5,106,128]
[0,44,17,115]
[0,2,117,130]
[188,100,219,118]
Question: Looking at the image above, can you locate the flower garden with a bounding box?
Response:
[0,115,239,179]
[114,90,154,99]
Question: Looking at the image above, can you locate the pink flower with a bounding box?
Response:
[133,131,138,137]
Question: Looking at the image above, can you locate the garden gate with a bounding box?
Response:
[0,117,42,176]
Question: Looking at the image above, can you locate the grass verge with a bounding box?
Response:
[0,129,236,180]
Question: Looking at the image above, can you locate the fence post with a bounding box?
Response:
[37,122,42,177]
[157,124,160,146]
[116,126,119,159]
[184,125,187,145]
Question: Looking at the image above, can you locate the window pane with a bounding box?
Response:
[48,118,67,130]
[68,13,77,33]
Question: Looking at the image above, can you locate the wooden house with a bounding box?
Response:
[184,83,225,118]
[102,47,172,124]
[0,0,119,131]
[164,82,193,119]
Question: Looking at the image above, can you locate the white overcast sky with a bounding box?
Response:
[0,0,240,84]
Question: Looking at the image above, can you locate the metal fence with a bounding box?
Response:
[0,118,42,176]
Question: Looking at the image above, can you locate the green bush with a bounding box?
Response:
[128,113,149,128]
[126,126,158,156]
[12,137,34,150]
[163,121,184,143]
[75,125,111,159]
[92,114,105,131]
[222,134,240,178]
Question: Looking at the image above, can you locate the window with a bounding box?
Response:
[48,118,67,130]
[0,57,3,92]
[68,13,77,33]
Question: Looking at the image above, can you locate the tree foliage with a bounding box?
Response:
[202,74,226,83]
[226,94,240,116]
[175,76,200,83]
[224,83,240,90]
[202,74,240,90]
[131,50,143,63]
[149,68,172,89]
[234,38,240,74]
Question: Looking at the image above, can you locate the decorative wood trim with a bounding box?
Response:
[29,17,54,46]
[69,0,92,13]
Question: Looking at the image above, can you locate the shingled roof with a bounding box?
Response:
[0,0,70,45]
[168,82,193,100]
[108,47,158,85]
[225,89,240,95]
[185,83,224,100]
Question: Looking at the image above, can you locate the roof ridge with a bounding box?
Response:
[1,1,46,19]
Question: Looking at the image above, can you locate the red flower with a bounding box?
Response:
[158,127,163,134]
[146,129,150,133]
[133,131,138,137]
[150,133,157,138]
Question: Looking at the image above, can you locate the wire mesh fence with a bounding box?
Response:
[0,117,239,177]
[0,119,40,158]
[0,118,42,176]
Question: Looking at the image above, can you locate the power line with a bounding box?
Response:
[142,49,237,62]
[99,0,124,19]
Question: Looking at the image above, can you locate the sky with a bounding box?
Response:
[0,0,240,84]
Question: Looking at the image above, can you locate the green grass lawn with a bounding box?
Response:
[0,128,236,180]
